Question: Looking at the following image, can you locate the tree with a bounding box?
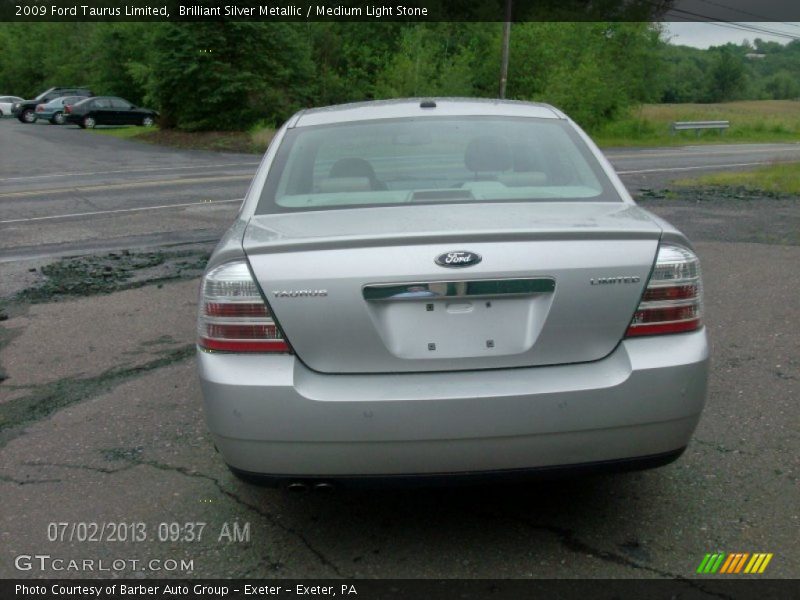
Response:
[503,22,662,128]
[707,47,746,102]
[134,23,315,130]
[373,24,494,98]
[765,72,800,100]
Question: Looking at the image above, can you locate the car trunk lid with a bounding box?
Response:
[243,202,662,373]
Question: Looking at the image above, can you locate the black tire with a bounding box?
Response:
[82,116,96,129]
[19,108,35,124]
[51,111,65,125]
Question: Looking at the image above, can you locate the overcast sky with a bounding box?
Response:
[664,22,800,48]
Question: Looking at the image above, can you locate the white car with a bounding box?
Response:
[0,96,23,118]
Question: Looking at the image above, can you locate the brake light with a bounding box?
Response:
[197,261,290,353]
[626,244,702,337]
[65,105,72,114]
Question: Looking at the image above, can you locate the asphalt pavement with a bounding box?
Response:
[0,118,798,582]
[3,119,800,259]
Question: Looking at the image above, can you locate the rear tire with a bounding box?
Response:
[82,116,96,129]
[19,108,35,124]
[51,111,65,125]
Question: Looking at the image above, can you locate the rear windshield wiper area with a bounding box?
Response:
[408,189,476,202]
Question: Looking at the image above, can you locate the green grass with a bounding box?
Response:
[674,161,800,195]
[87,124,274,154]
[85,100,800,152]
[87,125,156,139]
[593,100,800,147]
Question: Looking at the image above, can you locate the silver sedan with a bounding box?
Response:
[196,98,709,489]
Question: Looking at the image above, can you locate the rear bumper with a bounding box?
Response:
[197,328,709,478]
[228,449,687,489]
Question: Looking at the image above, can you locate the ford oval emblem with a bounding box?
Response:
[435,251,482,268]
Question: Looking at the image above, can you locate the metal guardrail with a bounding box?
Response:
[670,120,730,136]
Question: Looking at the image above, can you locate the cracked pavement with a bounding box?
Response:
[0,234,797,580]
[0,125,798,580]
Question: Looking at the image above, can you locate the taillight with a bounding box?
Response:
[626,244,702,337]
[64,105,72,113]
[197,261,290,353]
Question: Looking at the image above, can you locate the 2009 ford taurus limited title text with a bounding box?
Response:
[196,98,709,488]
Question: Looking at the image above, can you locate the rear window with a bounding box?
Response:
[257,116,620,214]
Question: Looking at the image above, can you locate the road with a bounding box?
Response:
[0,121,257,260]
[2,119,800,259]
[0,119,798,582]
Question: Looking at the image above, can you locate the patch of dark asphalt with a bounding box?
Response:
[0,248,207,385]
[635,185,800,246]
[12,248,210,304]
[0,314,19,384]
[0,344,194,450]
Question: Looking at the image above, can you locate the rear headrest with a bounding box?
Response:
[511,143,541,172]
[330,157,377,179]
[317,177,372,193]
[465,136,512,173]
[499,171,548,187]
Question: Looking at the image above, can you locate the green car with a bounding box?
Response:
[34,95,88,124]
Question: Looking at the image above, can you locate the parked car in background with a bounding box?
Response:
[12,87,93,123]
[196,98,709,489]
[0,96,23,118]
[66,96,157,129]
[35,95,89,124]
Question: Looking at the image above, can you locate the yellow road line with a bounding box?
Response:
[0,161,259,183]
[0,198,241,225]
[0,174,251,199]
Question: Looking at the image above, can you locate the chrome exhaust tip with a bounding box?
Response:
[314,482,335,492]
[286,482,309,493]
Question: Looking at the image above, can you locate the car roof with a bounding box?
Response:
[47,95,86,103]
[292,98,565,128]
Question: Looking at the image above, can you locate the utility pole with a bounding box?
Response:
[499,0,512,99]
